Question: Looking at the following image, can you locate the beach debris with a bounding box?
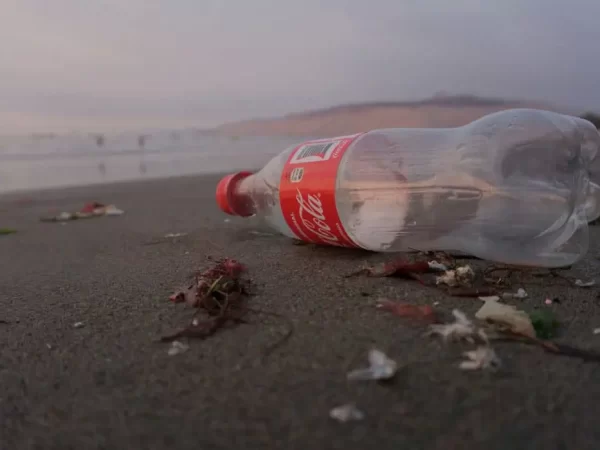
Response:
[329,404,365,423]
[248,230,276,237]
[0,228,17,236]
[103,205,124,216]
[164,233,188,238]
[545,298,553,305]
[475,298,536,339]
[428,309,480,343]
[428,311,500,370]
[347,259,432,278]
[431,308,600,364]
[529,309,560,339]
[448,287,497,298]
[73,322,85,329]
[575,279,596,288]
[167,340,189,356]
[502,288,528,299]
[515,288,528,299]
[427,261,448,272]
[593,328,600,335]
[40,202,124,222]
[376,299,439,324]
[347,349,398,381]
[161,258,251,342]
[479,295,501,302]
[459,346,501,371]
[499,289,526,300]
[436,265,475,287]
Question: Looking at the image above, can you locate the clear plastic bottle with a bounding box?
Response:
[216,109,600,267]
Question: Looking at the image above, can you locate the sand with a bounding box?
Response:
[1,174,600,450]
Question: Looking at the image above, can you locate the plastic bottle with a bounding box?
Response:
[216,109,600,267]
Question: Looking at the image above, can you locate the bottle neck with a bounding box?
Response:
[229,176,257,217]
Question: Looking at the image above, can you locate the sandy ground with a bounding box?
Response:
[2,174,600,450]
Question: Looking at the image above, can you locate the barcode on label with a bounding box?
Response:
[290,141,339,164]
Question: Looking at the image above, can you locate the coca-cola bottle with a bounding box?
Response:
[216,109,600,267]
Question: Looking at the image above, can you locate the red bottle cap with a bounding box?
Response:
[216,171,253,216]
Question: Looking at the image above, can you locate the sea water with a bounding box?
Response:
[0,130,305,193]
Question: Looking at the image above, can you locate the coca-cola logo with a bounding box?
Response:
[296,189,339,245]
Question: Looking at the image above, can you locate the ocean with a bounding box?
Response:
[0,131,305,193]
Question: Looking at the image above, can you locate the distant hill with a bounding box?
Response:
[213,94,562,137]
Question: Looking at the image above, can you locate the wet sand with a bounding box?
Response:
[1,174,600,450]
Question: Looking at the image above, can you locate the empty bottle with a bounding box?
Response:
[216,109,600,267]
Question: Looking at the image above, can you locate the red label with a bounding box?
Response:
[279,133,364,247]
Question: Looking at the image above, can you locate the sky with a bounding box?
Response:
[2,0,600,134]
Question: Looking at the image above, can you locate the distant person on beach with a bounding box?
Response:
[138,134,147,175]
[97,162,106,177]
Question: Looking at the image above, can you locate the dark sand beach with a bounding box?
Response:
[2,174,600,450]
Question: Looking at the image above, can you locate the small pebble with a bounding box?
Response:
[73,322,85,329]
[514,288,528,299]
[168,341,189,356]
[594,328,600,335]
[575,279,596,288]
[165,232,187,238]
[330,404,365,423]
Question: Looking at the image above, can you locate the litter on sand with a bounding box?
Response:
[329,404,365,423]
[476,297,536,338]
[574,279,596,288]
[164,233,188,238]
[73,322,85,329]
[502,288,528,299]
[427,310,500,371]
[167,341,189,356]
[40,202,124,222]
[428,309,481,343]
[427,261,448,272]
[347,259,432,278]
[376,299,439,324]
[436,265,475,288]
[248,230,276,237]
[347,349,398,381]
[459,346,502,371]
[529,309,560,339]
[0,228,17,236]
[430,308,600,363]
[479,295,501,302]
[162,258,251,342]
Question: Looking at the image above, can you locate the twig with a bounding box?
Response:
[447,287,497,298]
[497,329,600,363]
[246,307,295,361]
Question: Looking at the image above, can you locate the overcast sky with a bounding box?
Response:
[2,0,600,133]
